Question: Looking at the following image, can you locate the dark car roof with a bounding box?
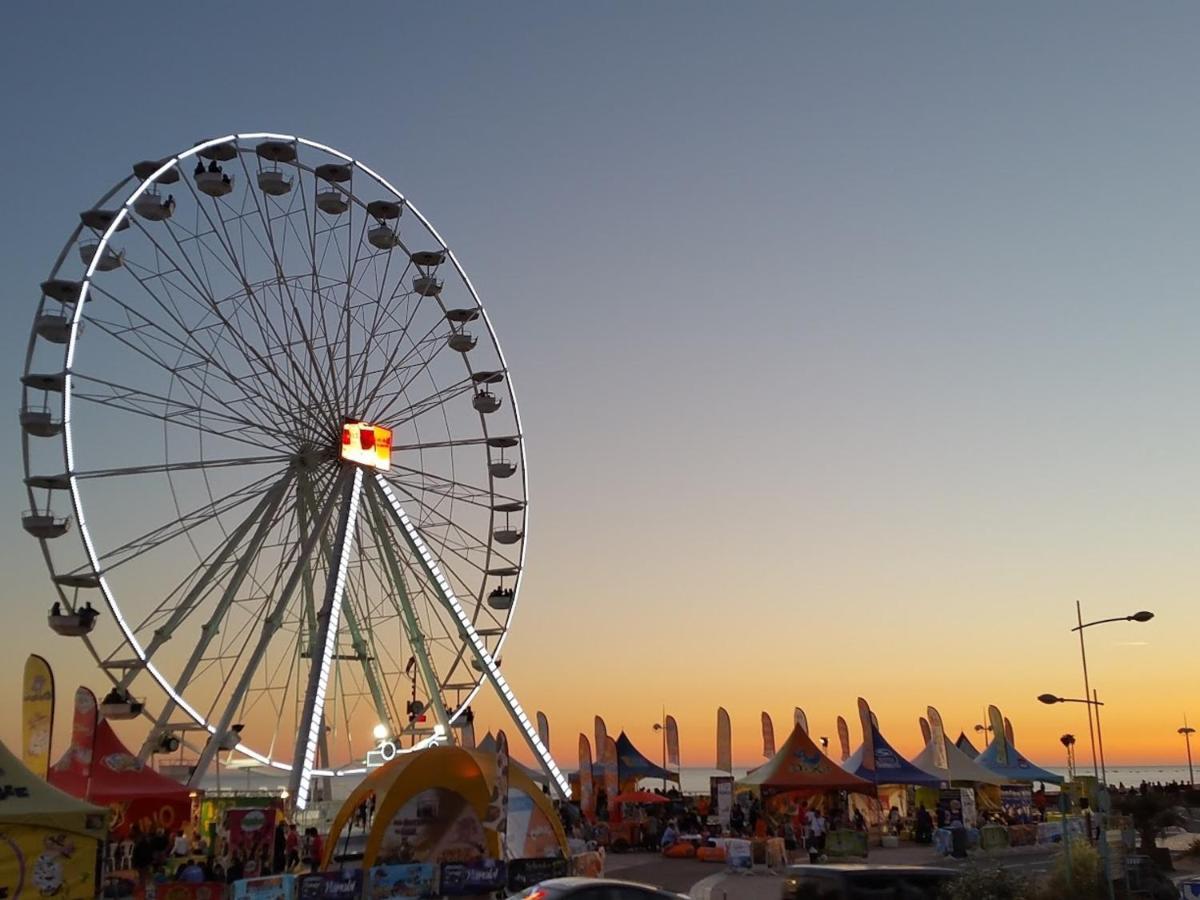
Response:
[534,878,685,896]
[785,864,959,876]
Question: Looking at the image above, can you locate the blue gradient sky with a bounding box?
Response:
[2,3,1199,768]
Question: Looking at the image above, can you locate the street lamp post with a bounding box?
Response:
[1180,719,1196,787]
[1071,604,1154,784]
[1039,692,1113,900]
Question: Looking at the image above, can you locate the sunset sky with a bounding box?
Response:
[1,3,1198,777]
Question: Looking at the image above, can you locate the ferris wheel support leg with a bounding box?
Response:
[372,473,571,799]
[290,465,364,810]
[137,470,295,762]
[186,466,349,790]
[362,482,452,739]
[298,472,397,744]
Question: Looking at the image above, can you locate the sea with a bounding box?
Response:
[195,764,1195,803]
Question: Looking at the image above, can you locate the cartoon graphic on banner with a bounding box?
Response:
[22,655,55,780]
[379,788,488,864]
[577,735,594,820]
[0,828,98,900]
[716,707,732,773]
[836,717,851,762]
[664,716,680,769]
[761,712,775,759]
[53,688,97,781]
[367,863,435,899]
[793,708,808,735]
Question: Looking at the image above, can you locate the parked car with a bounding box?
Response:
[510,877,689,900]
[781,864,960,899]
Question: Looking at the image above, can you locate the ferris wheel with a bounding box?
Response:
[19,133,568,806]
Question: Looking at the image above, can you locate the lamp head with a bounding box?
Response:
[1180,726,1197,736]
[1037,694,1061,705]
[1129,610,1155,623]
[372,723,389,741]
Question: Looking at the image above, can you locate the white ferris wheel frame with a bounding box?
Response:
[33,132,566,799]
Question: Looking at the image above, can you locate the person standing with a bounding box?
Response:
[285,824,300,870]
[807,809,827,863]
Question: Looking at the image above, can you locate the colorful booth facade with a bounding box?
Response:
[322,746,568,872]
[0,739,107,900]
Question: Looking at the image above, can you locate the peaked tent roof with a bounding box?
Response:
[976,734,1063,784]
[739,724,873,791]
[50,719,192,802]
[955,733,981,759]
[844,721,943,787]
[476,731,549,785]
[911,735,1003,785]
[0,739,107,837]
[614,731,677,783]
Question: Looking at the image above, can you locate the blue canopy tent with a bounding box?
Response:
[976,734,1063,785]
[955,732,981,759]
[844,721,943,787]
[614,731,677,784]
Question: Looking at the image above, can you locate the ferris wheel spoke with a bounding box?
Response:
[73,454,290,481]
[187,464,350,787]
[375,377,477,431]
[354,316,447,418]
[387,464,516,511]
[96,468,282,574]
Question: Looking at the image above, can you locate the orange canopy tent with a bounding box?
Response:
[739,724,873,792]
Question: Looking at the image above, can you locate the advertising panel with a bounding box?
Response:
[367,863,436,899]
[439,859,506,895]
[234,874,295,900]
[297,870,363,900]
[506,857,568,892]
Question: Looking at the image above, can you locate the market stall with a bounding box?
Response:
[0,738,107,899]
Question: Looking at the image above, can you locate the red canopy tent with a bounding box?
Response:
[50,718,193,838]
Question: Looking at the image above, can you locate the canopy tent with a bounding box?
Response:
[844,721,943,787]
[910,735,1003,785]
[0,738,106,900]
[955,733,981,759]
[614,731,677,784]
[976,734,1064,785]
[50,719,193,837]
[738,724,873,792]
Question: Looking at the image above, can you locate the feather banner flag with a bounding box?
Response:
[794,707,808,735]
[857,698,876,772]
[22,654,54,779]
[537,711,550,753]
[1003,717,1014,746]
[919,717,931,746]
[716,707,732,773]
[761,711,775,758]
[988,705,1009,765]
[927,706,949,771]
[602,736,620,820]
[578,734,595,819]
[836,716,851,762]
[665,715,680,769]
[594,716,608,762]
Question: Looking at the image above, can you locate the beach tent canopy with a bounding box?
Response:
[615,731,677,783]
[911,735,1003,785]
[50,718,192,836]
[739,724,873,791]
[976,733,1064,785]
[955,733,981,759]
[845,721,943,787]
[0,739,106,836]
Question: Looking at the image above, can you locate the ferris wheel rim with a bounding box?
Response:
[24,132,529,775]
